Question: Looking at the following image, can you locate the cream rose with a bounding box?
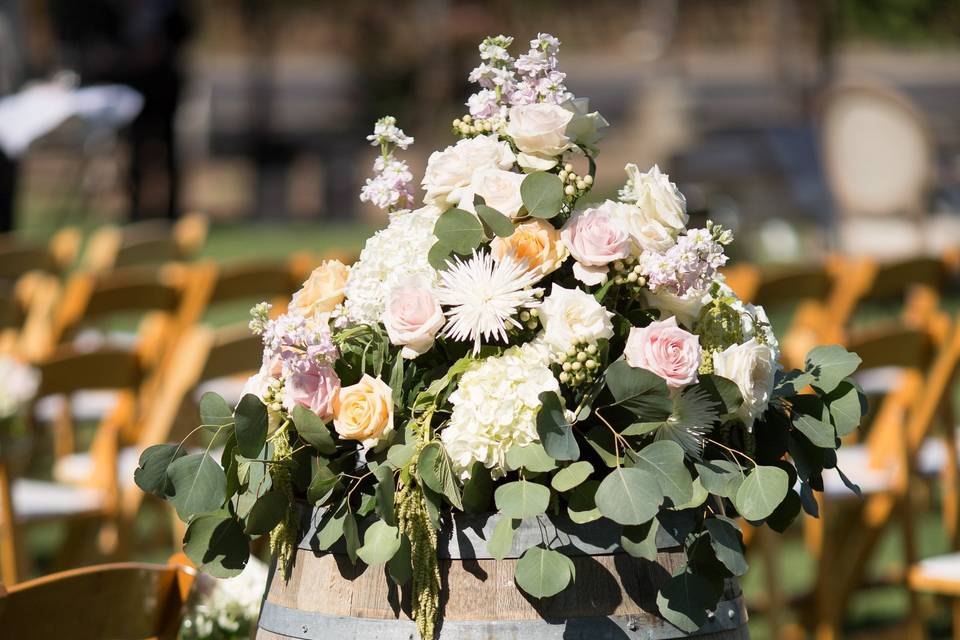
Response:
[643,288,711,329]
[608,200,675,254]
[291,260,349,316]
[538,284,614,355]
[506,103,573,170]
[333,374,394,448]
[458,168,526,219]
[712,338,779,428]
[624,316,702,389]
[490,219,568,279]
[621,164,688,232]
[560,203,633,286]
[382,278,445,359]
[422,135,515,208]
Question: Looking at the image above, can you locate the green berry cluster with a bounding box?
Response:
[558,163,593,202]
[262,378,286,415]
[558,342,600,388]
[611,256,647,294]
[452,114,498,137]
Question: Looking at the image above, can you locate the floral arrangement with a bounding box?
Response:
[136,33,865,638]
[181,557,268,640]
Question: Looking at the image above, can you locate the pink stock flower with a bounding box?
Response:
[623,316,702,389]
[560,206,632,286]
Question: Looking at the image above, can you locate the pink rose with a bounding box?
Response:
[283,364,340,422]
[623,316,701,389]
[381,278,445,359]
[560,205,632,286]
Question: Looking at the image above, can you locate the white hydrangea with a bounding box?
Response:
[442,342,560,478]
[0,356,39,420]
[341,205,442,325]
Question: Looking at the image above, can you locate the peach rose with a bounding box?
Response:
[490,219,568,279]
[291,260,349,316]
[283,364,340,423]
[623,316,702,389]
[382,277,445,359]
[333,374,394,448]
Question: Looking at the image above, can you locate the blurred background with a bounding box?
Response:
[2,1,960,639]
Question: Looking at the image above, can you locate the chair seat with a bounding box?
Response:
[909,553,960,597]
[12,478,106,522]
[53,447,141,485]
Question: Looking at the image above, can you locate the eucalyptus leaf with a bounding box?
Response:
[314,507,346,551]
[791,395,836,448]
[167,453,227,520]
[243,489,287,535]
[805,345,862,393]
[734,465,789,521]
[434,208,484,254]
[374,465,397,526]
[200,393,234,431]
[134,443,185,498]
[514,546,572,598]
[551,461,594,492]
[604,360,673,421]
[462,463,493,512]
[343,511,360,564]
[595,467,663,526]
[495,480,550,519]
[357,520,402,565]
[696,375,742,416]
[183,512,249,578]
[704,516,748,576]
[506,442,558,473]
[621,519,659,561]
[520,172,564,219]
[387,534,412,585]
[235,394,268,458]
[633,440,693,506]
[567,479,602,524]
[584,424,619,468]
[292,405,337,455]
[694,459,745,499]
[427,241,454,270]
[487,515,518,561]
[536,392,579,461]
[825,381,866,437]
[656,571,721,633]
[476,204,515,238]
[307,467,339,506]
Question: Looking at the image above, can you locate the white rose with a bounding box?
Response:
[563,97,609,153]
[604,200,675,255]
[382,277,445,359]
[741,302,780,352]
[422,135,515,209]
[506,103,573,170]
[643,288,711,329]
[458,168,526,218]
[712,338,780,428]
[538,284,614,355]
[621,164,688,232]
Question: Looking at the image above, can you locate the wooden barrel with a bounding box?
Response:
[257,507,749,639]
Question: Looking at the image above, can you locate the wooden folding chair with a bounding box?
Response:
[0,553,195,639]
[0,346,146,584]
[801,314,960,640]
[908,553,960,639]
[0,228,81,285]
[82,213,208,273]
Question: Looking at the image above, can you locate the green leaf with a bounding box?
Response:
[314,507,346,550]
[705,516,748,577]
[695,459,745,499]
[495,480,550,519]
[825,381,866,437]
[387,443,416,468]
[476,204,515,238]
[418,442,463,510]
[514,546,573,598]
[656,571,722,633]
[567,479,602,524]
[387,534,412,585]
[307,467,339,505]
[696,375,743,416]
[595,467,663,525]
[462,463,493,512]
[633,441,693,506]
[621,519,659,561]
[200,393,234,431]
[389,356,404,406]
[791,395,836,448]
[134,444,185,498]
[488,515,518,560]
[536,392,579,461]
[805,345,862,393]
[734,465,790,521]
[520,172,564,219]
[766,490,802,533]
[674,477,709,510]
[506,442,558,473]
[434,208,484,254]
[235,394,269,458]
[243,489,287,535]
[222,436,241,500]
[551,461,594,492]
[427,241,454,270]
[357,520,402,565]
[374,465,397,526]
[167,453,227,520]
[291,405,336,454]
[183,512,249,578]
[604,360,673,421]
[584,424,619,468]
[343,511,360,564]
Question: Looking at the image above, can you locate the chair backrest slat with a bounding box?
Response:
[36,348,143,397]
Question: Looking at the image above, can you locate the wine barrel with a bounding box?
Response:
[257,507,749,639]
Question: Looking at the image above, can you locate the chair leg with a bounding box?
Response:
[758,528,785,639]
[953,598,960,640]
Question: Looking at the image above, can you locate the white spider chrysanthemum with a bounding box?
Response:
[434,251,542,354]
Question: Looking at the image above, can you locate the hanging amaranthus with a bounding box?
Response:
[269,421,298,580]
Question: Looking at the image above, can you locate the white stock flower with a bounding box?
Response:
[0,356,39,419]
[506,103,573,170]
[434,252,542,354]
[458,168,526,218]
[342,205,442,325]
[538,284,614,356]
[712,338,780,429]
[619,164,688,232]
[422,135,515,209]
[442,342,560,478]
